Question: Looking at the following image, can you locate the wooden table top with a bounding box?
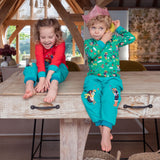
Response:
[0,71,160,119]
[0,71,160,96]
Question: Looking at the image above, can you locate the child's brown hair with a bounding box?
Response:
[87,15,112,30]
[34,18,63,45]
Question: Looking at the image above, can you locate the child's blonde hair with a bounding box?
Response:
[34,18,63,45]
[87,15,112,30]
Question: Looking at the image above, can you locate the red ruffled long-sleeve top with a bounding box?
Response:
[35,41,67,78]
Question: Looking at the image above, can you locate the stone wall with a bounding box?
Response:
[129,8,160,63]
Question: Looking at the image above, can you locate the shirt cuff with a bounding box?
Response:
[97,40,105,48]
[48,65,59,72]
[116,26,123,33]
[38,71,46,78]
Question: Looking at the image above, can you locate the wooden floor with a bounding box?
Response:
[0,119,159,160]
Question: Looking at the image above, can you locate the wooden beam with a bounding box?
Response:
[16,34,19,64]
[44,0,48,18]
[119,0,124,7]
[30,24,35,60]
[30,0,35,60]
[30,0,34,19]
[108,6,159,9]
[69,14,83,21]
[5,17,84,26]
[0,0,16,25]
[152,0,158,7]
[0,1,6,8]
[15,7,19,64]
[72,24,82,57]
[75,0,92,10]
[4,20,36,27]
[136,0,141,7]
[66,0,83,14]
[96,0,113,7]
[9,25,25,44]
[0,25,4,47]
[108,7,128,10]
[50,0,84,56]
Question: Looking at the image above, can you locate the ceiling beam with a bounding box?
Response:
[49,0,84,56]
[75,0,92,10]
[119,0,124,7]
[66,0,83,14]
[4,19,84,27]
[96,0,113,7]
[69,14,83,21]
[0,25,4,47]
[152,0,158,7]
[0,0,16,25]
[136,0,141,7]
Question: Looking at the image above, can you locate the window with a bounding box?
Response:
[5,0,84,66]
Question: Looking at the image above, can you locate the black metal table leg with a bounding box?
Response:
[142,119,146,152]
[31,119,37,160]
[155,119,159,150]
[39,119,44,158]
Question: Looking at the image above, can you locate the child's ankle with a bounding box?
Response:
[102,126,111,133]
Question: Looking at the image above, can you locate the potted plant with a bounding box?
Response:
[0,44,17,66]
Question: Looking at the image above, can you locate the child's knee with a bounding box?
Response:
[23,63,38,83]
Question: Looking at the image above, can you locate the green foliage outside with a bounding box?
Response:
[6,26,30,62]
[7,26,30,43]
[64,29,81,60]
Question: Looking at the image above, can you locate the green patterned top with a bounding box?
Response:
[84,26,136,77]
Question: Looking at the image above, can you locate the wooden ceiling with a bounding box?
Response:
[76,0,160,10]
[0,0,159,56]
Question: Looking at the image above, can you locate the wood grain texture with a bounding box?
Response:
[0,0,16,24]
[1,71,160,95]
[0,71,160,119]
[96,0,113,7]
[49,0,84,56]
[0,71,160,160]
[60,119,91,160]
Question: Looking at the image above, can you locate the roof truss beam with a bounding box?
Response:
[136,0,141,7]
[152,0,158,7]
[9,25,25,44]
[119,0,124,7]
[66,0,83,13]
[96,0,113,7]
[0,0,16,25]
[49,0,84,56]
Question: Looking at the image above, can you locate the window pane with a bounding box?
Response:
[62,25,83,63]
[62,25,73,60]
[19,26,30,66]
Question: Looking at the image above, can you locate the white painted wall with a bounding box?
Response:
[109,10,129,60]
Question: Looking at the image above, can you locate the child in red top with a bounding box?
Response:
[23,18,68,103]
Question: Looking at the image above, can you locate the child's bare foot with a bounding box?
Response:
[43,80,58,103]
[110,133,113,140]
[101,126,112,152]
[99,126,113,139]
[23,80,36,99]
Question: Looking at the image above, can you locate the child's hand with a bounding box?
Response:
[101,30,112,44]
[35,77,45,93]
[44,70,54,91]
[112,20,120,29]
